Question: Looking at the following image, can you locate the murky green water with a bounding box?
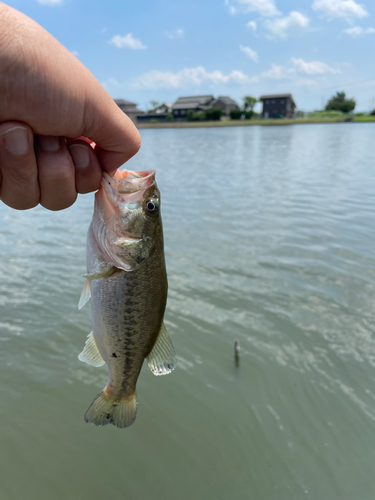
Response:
[1,123,375,499]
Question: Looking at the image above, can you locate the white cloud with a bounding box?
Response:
[166,29,185,39]
[240,45,258,61]
[265,11,309,38]
[246,21,257,31]
[133,66,256,89]
[70,50,79,57]
[262,64,294,79]
[291,57,338,74]
[262,58,340,79]
[343,26,375,36]
[312,0,368,21]
[37,0,63,4]
[109,34,147,50]
[225,0,280,17]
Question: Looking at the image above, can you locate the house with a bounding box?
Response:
[172,95,214,121]
[114,99,144,123]
[153,102,173,114]
[210,96,239,116]
[259,94,296,119]
[136,102,173,124]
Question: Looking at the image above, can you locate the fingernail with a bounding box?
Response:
[69,144,90,169]
[2,126,29,155]
[38,135,60,152]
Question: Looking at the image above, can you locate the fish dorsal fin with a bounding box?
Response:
[78,332,105,367]
[147,322,177,376]
[78,279,91,310]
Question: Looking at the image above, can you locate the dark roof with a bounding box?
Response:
[114,99,137,106]
[213,96,238,106]
[259,94,296,107]
[172,102,210,111]
[173,95,214,107]
[114,98,144,114]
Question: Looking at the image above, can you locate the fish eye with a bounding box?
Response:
[144,198,159,216]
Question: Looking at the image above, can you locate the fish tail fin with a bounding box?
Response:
[84,390,137,428]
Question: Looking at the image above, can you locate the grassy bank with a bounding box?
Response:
[137,116,375,129]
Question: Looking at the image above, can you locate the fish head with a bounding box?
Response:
[93,169,163,271]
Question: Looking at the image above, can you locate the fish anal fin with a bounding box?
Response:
[78,279,91,310]
[147,322,177,376]
[78,332,105,367]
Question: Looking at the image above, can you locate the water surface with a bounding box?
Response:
[1,123,375,499]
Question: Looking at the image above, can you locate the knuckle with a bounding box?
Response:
[129,131,141,157]
[3,198,38,210]
[39,160,75,186]
[41,191,77,211]
[0,158,39,209]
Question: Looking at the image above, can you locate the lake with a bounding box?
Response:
[1,123,375,499]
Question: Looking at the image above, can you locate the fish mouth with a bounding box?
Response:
[102,169,155,194]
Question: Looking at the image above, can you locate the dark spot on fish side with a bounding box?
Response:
[112,404,118,408]
[112,353,117,358]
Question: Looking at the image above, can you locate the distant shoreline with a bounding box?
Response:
[137,116,375,129]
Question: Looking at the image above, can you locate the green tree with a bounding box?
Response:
[205,108,223,121]
[325,92,356,114]
[148,100,160,113]
[187,110,206,121]
[242,96,257,112]
[230,109,242,120]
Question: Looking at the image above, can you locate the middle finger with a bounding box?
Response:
[35,135,77,211]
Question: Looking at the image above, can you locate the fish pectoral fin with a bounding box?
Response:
[147,322,177,376]
[78,332,105,367]
[78,279,91,310]
[82,267,117,280]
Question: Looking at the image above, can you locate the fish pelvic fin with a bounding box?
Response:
[78,279,91,310]
[84,390,137,428]
[147,322,177,376]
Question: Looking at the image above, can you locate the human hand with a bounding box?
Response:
[0,3,141,211]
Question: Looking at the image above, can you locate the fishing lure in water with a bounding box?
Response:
[78,168,176,428]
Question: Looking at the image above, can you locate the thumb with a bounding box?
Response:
[80,82,141,175]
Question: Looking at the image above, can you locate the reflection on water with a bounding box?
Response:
[1,123,375,499]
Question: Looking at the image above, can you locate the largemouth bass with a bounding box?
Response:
[78,168,176,428]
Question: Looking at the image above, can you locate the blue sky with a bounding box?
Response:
[7,0,375,112]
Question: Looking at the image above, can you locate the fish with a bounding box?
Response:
[78,168,177,428]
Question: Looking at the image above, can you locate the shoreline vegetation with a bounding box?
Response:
[137,115,375,129]
[138,93,375,130]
